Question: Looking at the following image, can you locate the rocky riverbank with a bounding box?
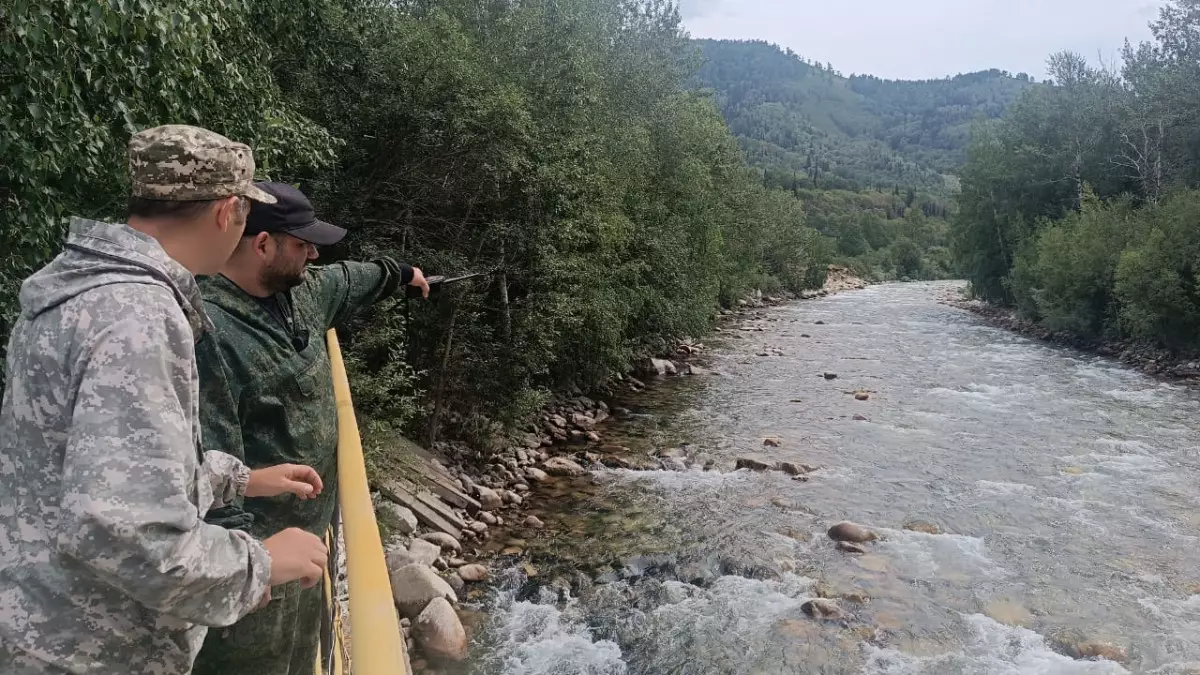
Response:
[376,266,872,669]
[944,292,1200,383]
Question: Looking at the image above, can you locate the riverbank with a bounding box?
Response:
[943,290,1200,383]
[378,265,870,668]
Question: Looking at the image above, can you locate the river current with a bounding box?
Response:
[461,281,1200,675]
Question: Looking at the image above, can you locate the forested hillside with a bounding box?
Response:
[953,0,1200,352]
[693,39,1034,194]
[0,0,832,437]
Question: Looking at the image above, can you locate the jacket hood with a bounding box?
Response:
[19,217,211,336]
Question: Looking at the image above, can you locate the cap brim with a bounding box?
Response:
[285,219,347,246]
[242,183,279,205]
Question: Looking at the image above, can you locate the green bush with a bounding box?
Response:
[1008,194,1141,336]
[1115,190,1200,347]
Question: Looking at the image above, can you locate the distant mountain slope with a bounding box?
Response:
[692,39,1036,194]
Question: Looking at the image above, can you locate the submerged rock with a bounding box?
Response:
[763,437,783,447]
[828,521,877,543]
[903,520,942,535]
[523,515,545,528]
[836,541,867,554]
[802,598,846,620]
[823,372,838,380]
[854,392,870,401]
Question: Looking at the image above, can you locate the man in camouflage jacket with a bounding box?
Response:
[0,126,329,674]
[192,182,427,675]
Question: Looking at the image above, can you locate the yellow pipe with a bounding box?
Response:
[328,328,409,675]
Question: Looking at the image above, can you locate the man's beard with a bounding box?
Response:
[261,260,306,295]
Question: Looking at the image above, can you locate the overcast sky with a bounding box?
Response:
[680,0,1164,81]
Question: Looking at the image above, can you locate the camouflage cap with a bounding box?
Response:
[128,124,277,204]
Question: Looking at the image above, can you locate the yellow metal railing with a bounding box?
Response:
[326,328,410,675]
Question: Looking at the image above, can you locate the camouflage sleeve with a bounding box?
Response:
[313,257,407,329]
[202,450,251,510]
[196,331,257,531]
[56,301,270,627]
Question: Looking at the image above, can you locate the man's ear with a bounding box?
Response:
[214,195,241,233]
[252,232,273,259]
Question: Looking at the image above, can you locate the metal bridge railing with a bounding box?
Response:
[320,328,410,675]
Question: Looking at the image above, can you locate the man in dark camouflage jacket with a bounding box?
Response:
[192,182,427,675]
[0,126,331,674]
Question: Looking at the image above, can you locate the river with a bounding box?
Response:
[459,281,1200,675]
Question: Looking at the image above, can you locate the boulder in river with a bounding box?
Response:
[823,372,838,380]
[524,515,545,528]
[801,598,846,621]
[660,457,688,472]
[777,462,815,476]
[828,521,877,543]
[854,392,870,401]
[391,564,458,619]
[524,467,550,483]
[413,597,469,661]
[763,437,783,447]
[852,414,869,421]
[736,457,772,471]
[542,456,587,477]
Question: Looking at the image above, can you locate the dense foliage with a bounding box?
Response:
[693,39,1033,194]
[0,0,833,436]
[953,0,1200,351]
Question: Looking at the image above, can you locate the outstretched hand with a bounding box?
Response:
[410,266,430,299]
[246,464,324,500]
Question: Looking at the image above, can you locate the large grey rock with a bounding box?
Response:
[542,456,587,477]
[408,539,442,567]
[413,597,468,661]
[390,564,458,619]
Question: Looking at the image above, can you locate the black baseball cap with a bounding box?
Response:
[244,181,347,246]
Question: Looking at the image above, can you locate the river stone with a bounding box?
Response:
[381,502,419,535]
[390,564,458,619]
[469,521,488,534]
[777,462,815,476]
[837,541,867,554]
[736,457,772,471]
[478,511,498,525]
[542,456,587,477]
[828,522,877,543]
[413,597,468,661]
[763,437,782,447]
[823,372,838,380]
[421,532,463,553]
[408,539,442,567]
[802,598,846,621]
[444,572,465,595]
[458,564,490,582]
[475,486,504,511]
[386,548,416,573]
[903,520,942,535]
[854,392,870,401]
[504,490,523,505]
